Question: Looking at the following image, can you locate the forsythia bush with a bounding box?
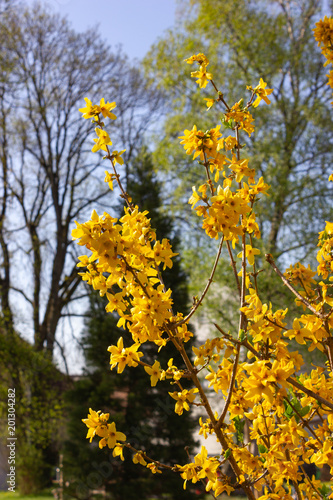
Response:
[74,18,333,500]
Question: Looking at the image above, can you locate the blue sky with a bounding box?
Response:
[25,0,178,60]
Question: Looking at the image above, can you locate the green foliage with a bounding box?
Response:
[16,445,51,495]
[232,416,245,443]
[0,326,65,494]
[319,483,331,499]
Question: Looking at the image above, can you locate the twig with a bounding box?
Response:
[285,448,302,500]
[247,469,268,487]
[120,255,150,299]
[213,323,240,344]
[167,328,256,500]
[210,79,231,111]
[203,151,215,195]
[239,230,247,331]
[283,396,322,444]
[226,240,241,298]
[174,236,224,327]
[124,442,177,471]
[249,234,259,294]
[300,465,324,499]
[217,342,241,428]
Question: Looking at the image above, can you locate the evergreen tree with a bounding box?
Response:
[64,148,199,500]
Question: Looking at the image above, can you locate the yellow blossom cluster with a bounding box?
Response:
[79,26,333,500]
[184,52,212,88]
[285,262,317,295]
[82,408,126,451]
[317,221,333,279]
[79,97,117,121]
[72,206,193,350]
[168,388,198,415]
[314,16,333,95]
[189,183,251,242]
[192,337,226,365]
[225,101,255,136]
[179,70,270,249]
[178,446,233,496]
[246,78,274,108]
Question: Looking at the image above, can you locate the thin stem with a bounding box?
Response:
[174,236,224,327]
[217,342,241,427]
[210,79,231,111]
[203,151,214,195]
[285,448,303,500]
[264,315,288,331]
[214,323,240,344]
[247,469,268,487]
[239,230,247,332]
[325,336,333,372]
[226,240,241,298]
[283,396,322,444]
[286,376,333,411]
[299,465,324,499]
[107,154,133,210]
[249,234,259,294]
[94,115,132,211]
[235,125,241,162]
[120,256,150,299]
[124,443,177,471]
[246,90,256,109]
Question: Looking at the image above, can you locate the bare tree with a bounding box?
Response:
[0,2,164,357]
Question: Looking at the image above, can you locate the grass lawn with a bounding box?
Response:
[0,492,53,500]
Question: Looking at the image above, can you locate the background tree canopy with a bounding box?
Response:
[142,0,333,327]
[145,0,333,260]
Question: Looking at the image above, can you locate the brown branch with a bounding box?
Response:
[124,442,178,472]
[239,230,247,331]
[104,142,133,211]
[120,255,150,299]
[286,376,333,411]
[217,342,241,428]
[300,465,324,499]
[226,240,241,298]
[249,233,259,294]
[165,325,256,500]
[285,448,302,500]
[209,79,231,111]
[174,236,224,327]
